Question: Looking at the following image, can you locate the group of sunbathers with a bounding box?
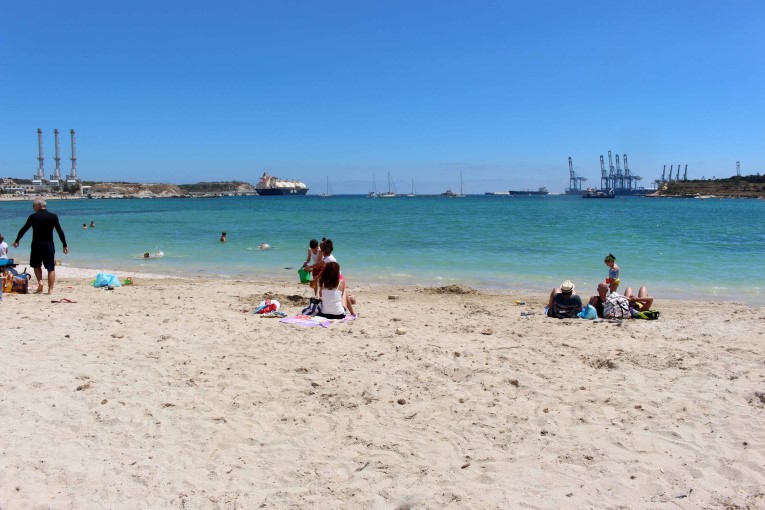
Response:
[546,253,654,319]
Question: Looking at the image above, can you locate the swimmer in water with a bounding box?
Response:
[259,243,270,250]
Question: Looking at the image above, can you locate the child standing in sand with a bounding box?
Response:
[304,239,325,298]
[604,253,620,292]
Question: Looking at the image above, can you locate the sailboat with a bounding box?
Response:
[442,171,466,197]
[367,174,378,198]
[320,176,333,197]
[378,172,397,198]
[406,179,416,197]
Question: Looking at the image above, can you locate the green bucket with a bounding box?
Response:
[298,268,311,284]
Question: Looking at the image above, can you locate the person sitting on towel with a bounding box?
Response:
[317,261,356,319]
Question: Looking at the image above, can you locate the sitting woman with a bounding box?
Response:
[317,261,356,319]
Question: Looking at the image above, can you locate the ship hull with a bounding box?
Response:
[255,188,309,196]
[507,190,549,196]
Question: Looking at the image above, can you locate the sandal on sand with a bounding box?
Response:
[51,298,76,303]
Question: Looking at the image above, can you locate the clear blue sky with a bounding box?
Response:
[1,0,763,193]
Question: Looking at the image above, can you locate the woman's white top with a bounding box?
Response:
[321,287,344,315]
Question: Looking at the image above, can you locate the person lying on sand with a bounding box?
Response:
[589,282,654,318]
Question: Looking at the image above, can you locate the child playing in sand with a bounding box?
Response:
[304,239,325,298]
[604,253,620,292]
[302,239,322,291]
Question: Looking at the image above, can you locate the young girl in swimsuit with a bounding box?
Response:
[604,253,620,292]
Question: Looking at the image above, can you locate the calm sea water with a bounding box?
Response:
[1,195,763,304]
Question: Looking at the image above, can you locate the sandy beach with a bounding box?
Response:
[1,267,763,509]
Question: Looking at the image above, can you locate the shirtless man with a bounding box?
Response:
[589,282,654,318]
[13,197,69,294]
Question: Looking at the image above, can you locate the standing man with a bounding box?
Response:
[13,197,69,295]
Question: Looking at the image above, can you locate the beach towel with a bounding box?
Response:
[280,314,357,328]
[280,314,332,327]
[260,310,287,318]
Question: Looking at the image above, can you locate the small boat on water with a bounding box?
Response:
[320,177,333,197]
[443,171,466,197]
[255,172,309,196]
[379,172,397,198]
[368,174,377,198]
[582,188,615,199]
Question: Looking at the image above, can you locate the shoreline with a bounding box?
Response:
[45,263,764,307]
[1,272,763,507]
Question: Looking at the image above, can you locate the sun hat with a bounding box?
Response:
[560,280,574,293]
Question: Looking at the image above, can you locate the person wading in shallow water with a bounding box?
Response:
[13,197,69,295]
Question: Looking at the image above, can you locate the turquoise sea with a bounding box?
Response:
[1,195,763,304]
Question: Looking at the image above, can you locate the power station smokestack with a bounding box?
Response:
[35,128,45,181]
[52,129,62,181]
[68,129,78,181]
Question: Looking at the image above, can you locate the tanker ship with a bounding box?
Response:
[255,172,309,196]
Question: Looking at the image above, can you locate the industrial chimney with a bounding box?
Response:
[50,129,62,184]
[33,128,45,184]
[67,129,78,183]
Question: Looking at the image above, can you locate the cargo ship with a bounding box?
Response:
[507,187,549,196]
[255,172,309,196]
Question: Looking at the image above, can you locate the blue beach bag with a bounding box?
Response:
[93,273,122,288]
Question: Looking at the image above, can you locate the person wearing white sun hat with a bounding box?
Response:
[546,279,583,318]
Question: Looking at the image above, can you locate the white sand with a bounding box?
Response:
[1,270,763,508]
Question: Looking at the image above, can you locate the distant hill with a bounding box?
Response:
[2,179,259,198]
[178,181,256,194]
[79,180,257,197]
[88,182,186,197]
[656,175,765,198]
